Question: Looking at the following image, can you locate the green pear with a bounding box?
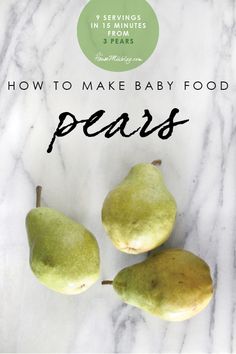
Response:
[102,249,213,321]
[102,162,177,254]
[26,186,100,295]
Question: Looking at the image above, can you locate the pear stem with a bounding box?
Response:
[152,160,162,167]
[102,280,113,285]
[36,186,42,208]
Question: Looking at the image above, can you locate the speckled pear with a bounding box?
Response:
[102,162,177,254]
[26,186,100,295]
[104,249,213,321]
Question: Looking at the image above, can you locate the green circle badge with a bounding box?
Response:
[77,0,159,72]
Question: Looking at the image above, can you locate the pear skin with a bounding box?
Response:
[26,187,100,295]
[102,163,177,254]
[109,249,213,321]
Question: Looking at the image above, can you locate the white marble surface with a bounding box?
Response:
[0,0,236,353]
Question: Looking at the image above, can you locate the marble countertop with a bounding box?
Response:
[0,0,236,353]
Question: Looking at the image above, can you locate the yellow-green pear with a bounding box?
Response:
[26,186,100,295]
[102,249,213,321]
[102,162,177,254]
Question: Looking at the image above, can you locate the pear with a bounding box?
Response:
[102,161,177,254]
[26,186,100,295]
[102,249,213,321]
